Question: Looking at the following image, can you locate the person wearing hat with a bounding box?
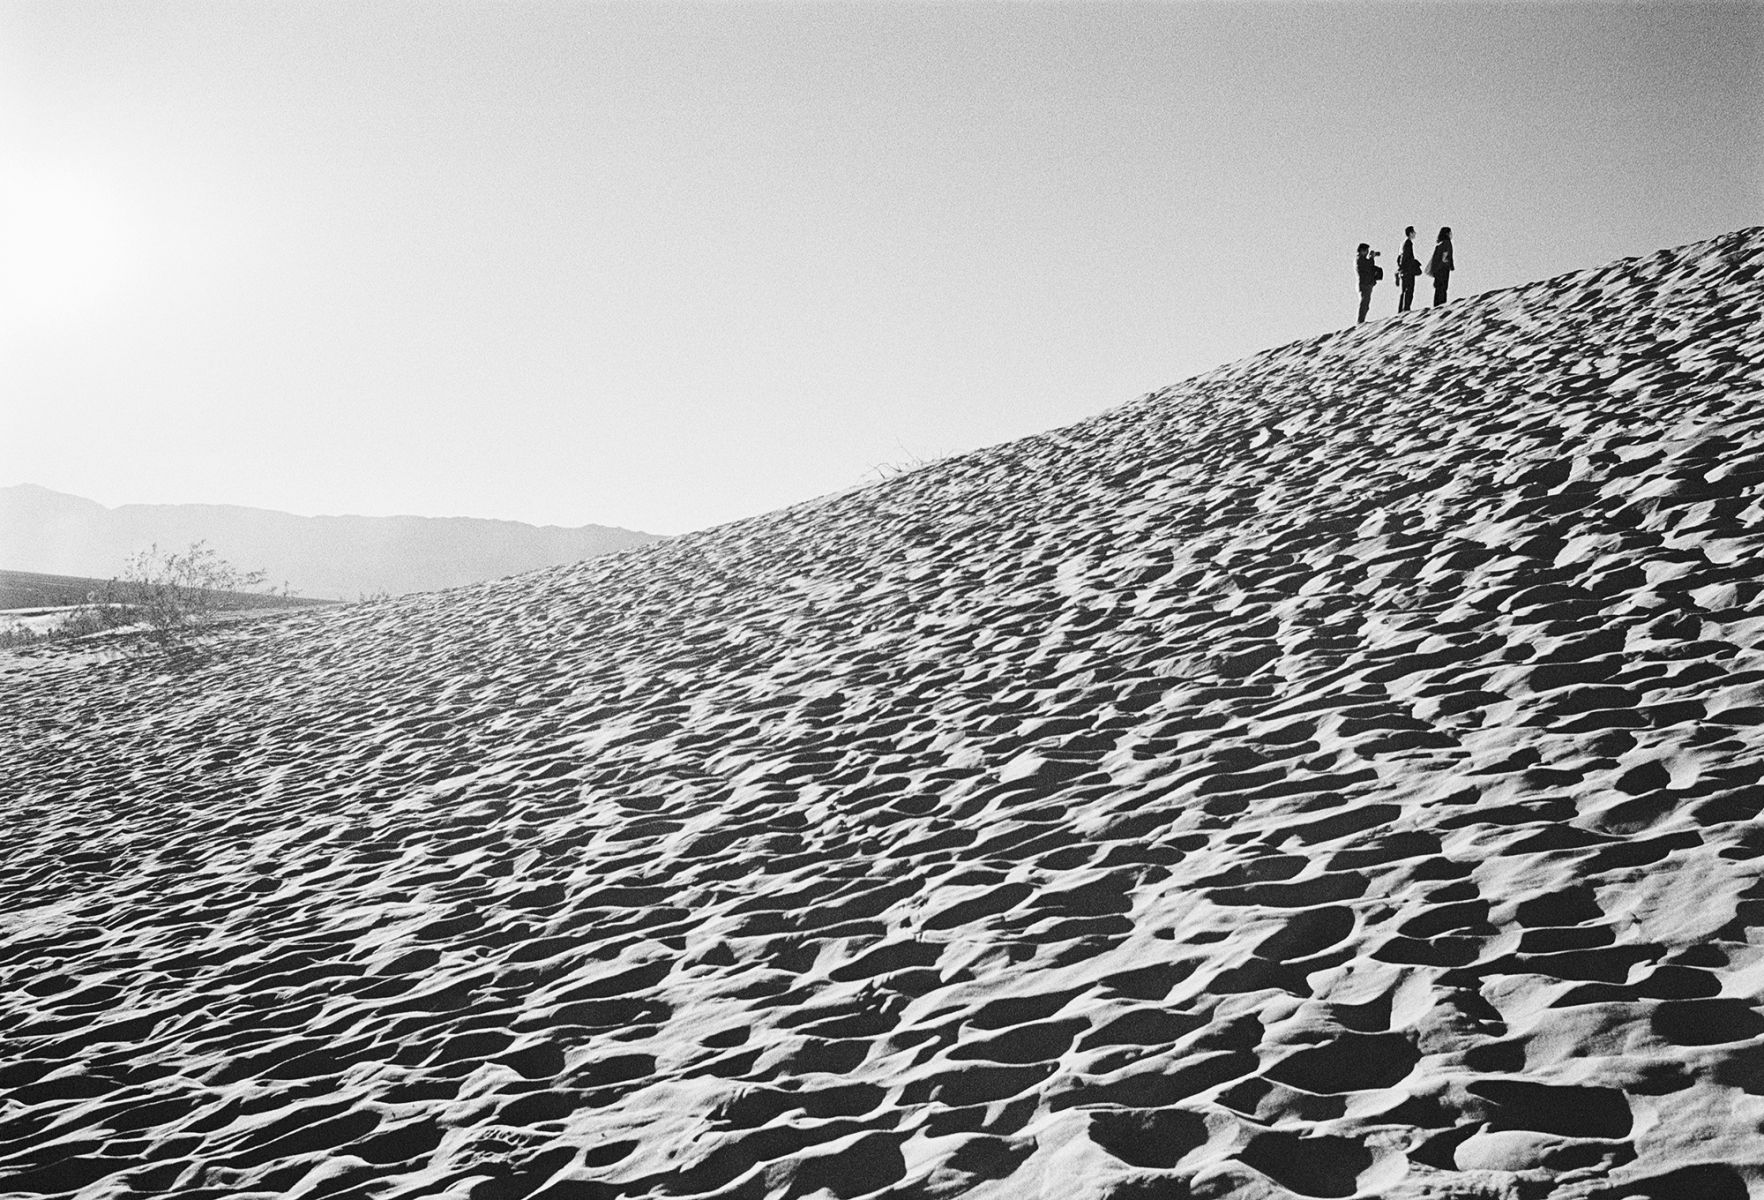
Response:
[1356,243,1383,323]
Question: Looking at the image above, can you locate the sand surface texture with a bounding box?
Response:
[4,229,1763,1200]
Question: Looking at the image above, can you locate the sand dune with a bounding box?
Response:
[3,228,1762,1199]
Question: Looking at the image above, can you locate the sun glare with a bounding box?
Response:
[0,169,132,327]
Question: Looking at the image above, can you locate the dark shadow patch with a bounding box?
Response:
[1468,1078,1632,1138]
[950,1018,1088,1065]
[1262,1034,1419,1093]
[1088,1107,1209,1169]
[1237,1131,1371,1197]
[1051,1050,1256,1110]
[1252,906,1356,963]
[789,1131,907,1199]
[1651,999,1764,1046]
[1101,961,1196,1001]
[941,1133,1038,1181]
[1207,873,1368,907]
[1587,1162,1749,1200]
[969,987,1088,1029]
[1078,1008,1207,1051]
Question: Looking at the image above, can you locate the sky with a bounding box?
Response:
[1,2,1759,537]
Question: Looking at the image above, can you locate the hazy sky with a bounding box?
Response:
[2,2,1759,536]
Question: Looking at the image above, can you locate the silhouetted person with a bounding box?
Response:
[1356,243,1383,323]
[1396,226,1422,313]
[1426,226,1454,305]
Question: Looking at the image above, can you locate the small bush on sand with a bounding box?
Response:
[859,441,949,485]
[83,542,274,656]
[0,599,123,651]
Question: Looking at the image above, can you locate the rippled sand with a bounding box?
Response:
[4,228,1763,1200]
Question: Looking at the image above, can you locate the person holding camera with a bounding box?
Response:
[1356,243,1383,323]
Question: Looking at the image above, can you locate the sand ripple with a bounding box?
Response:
[4,228,1764,1198]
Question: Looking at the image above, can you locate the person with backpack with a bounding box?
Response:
[1396,226,1423,313]
[1356,243,1383,323]
[1426,227,1455,306]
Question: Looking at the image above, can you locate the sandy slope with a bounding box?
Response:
[2,228,1762,1200]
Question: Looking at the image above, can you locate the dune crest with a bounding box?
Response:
[4,228,1763,1199]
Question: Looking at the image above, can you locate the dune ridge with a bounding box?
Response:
[3,227,1763,1200]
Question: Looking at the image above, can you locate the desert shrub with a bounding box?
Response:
[89,541,272,655]
[0,603,123,651]
[859,441,950,485]
[0,544,278,660]
[58,603,124,638]
[0,624,39,650]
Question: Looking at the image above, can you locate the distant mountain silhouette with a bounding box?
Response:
[0,484,661,599]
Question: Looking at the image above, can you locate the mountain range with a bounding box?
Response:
[0,484,660,600]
